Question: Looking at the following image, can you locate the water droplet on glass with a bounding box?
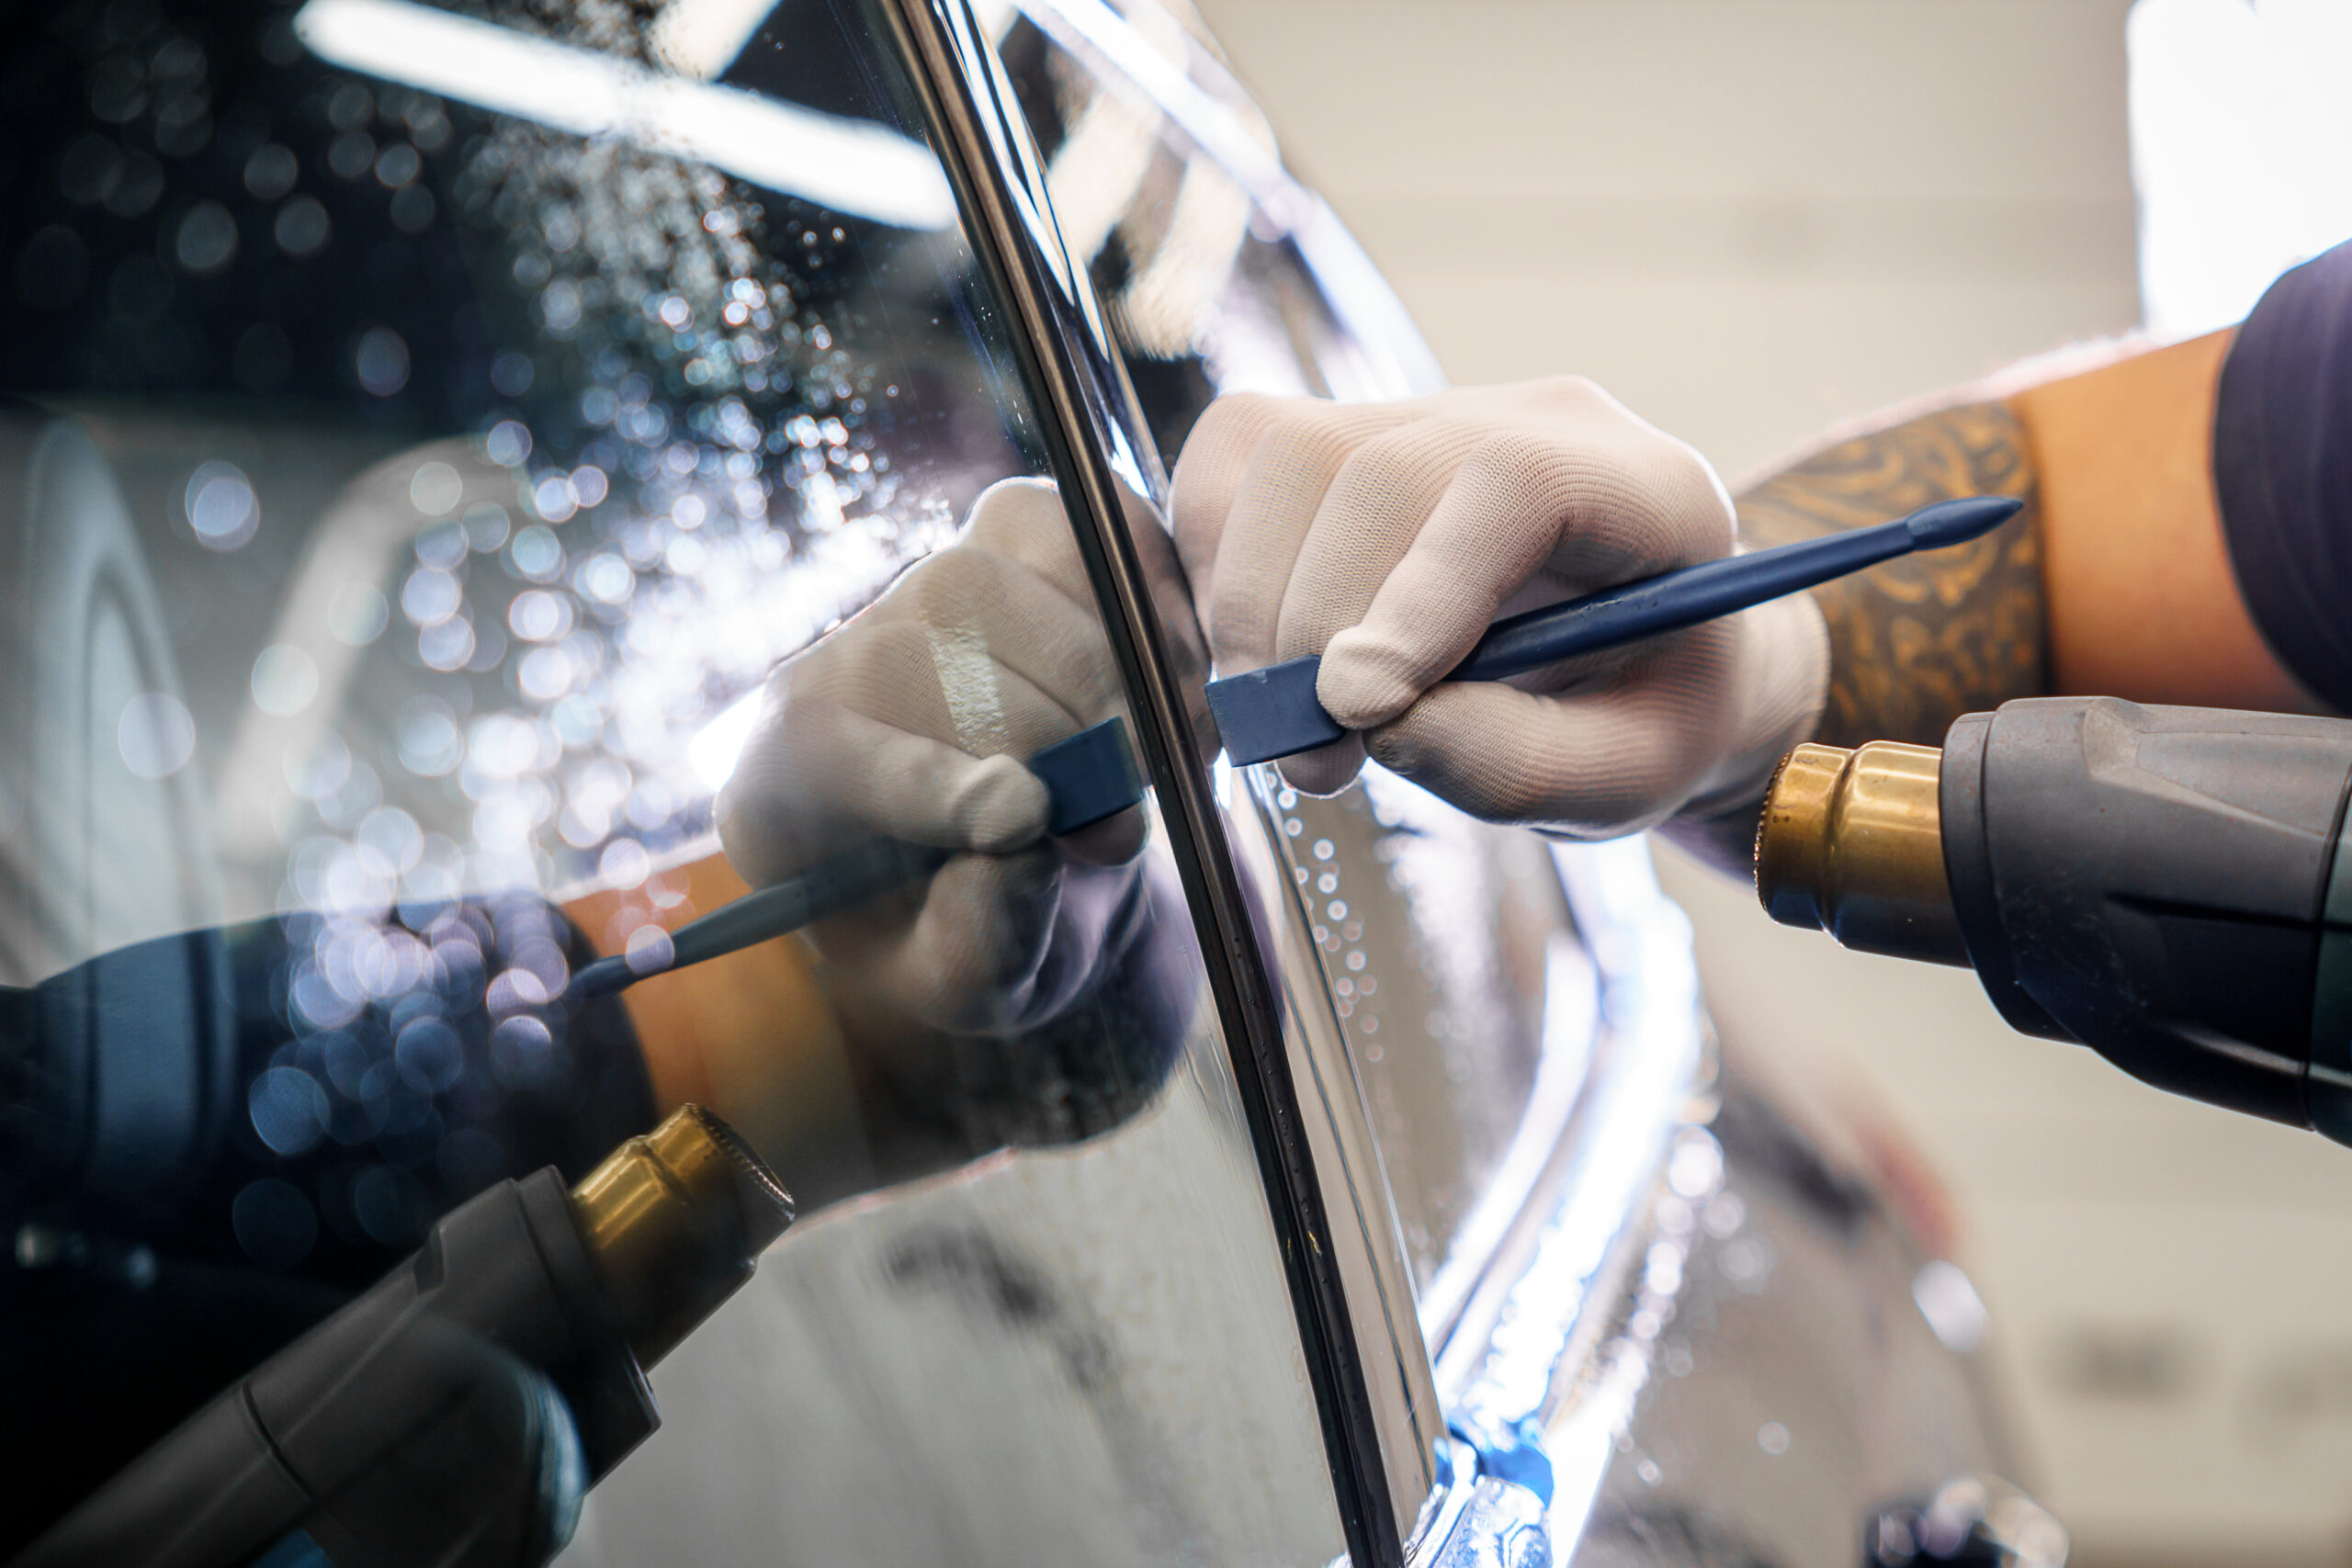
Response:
[414,520,467,570]
[598,839,650,890]
[328,581,389,647]
[401,567,461,626]
[463,502,511,553]
[409,459,463,516]
[118,692,195,779]
[251,643,320,716]
[275,194,331,256]
[327,81,373,130]
[531,472,577,523]
[624,923,675,975]
[373,140,420,188]
[397,700,462,777]
[508,525,562,582]
[417,616,474,671]
[357,805,424,875]
[185,459,258,549]
[484,420,531,467]
[489,351,534,398]
[327,129,374,181]
[174,200,238,272]
[249,1066,328,1156]
[355,326,409,397]
[243,142,298,200]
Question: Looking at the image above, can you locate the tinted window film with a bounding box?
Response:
[0,1,1345,1560]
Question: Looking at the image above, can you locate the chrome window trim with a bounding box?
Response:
[1431,840,1709,1559]
[869,1,1412,1560]
[1400,1436,1480,1568]
[1433,843,1703,1409]
[1424,1477,1551,1568]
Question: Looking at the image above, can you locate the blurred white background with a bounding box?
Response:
[1188,2,2352,1564]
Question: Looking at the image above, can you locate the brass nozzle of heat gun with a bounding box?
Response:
[569,1104,795,1369]
[1754,740,1971,967]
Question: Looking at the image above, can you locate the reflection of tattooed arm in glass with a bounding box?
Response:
[1662,330,2326,874]
[643,478,1205,1213]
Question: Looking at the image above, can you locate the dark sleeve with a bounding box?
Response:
[199,897,659,1291]
[0,900,657,1551]
[2213,240,2352,713]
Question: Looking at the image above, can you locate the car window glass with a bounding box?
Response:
[998,0,1589,1288]
[0,1,1347,1561]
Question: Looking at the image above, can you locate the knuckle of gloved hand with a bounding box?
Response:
[1184,389,1284,452]
[1245,401,1372,498]
[1582,472,1730,578]
[1633,437,1735,549]
[1453,426,1576,511]
[1521,373,1611,419]
[965,485,1086,581]
[845,618,953,703]
[715,781,799,886]
[901,539,996,609]
[1324,430,1435,522]
[949,751,1050,854]
[1175,393,1291,494]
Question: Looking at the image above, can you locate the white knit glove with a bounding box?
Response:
[1170,378,1828,837]
[717,479,1146,1033]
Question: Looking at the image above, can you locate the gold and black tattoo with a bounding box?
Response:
[1736,400,2046,750]
[1659,400,2045,875]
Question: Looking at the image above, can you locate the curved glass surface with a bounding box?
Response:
[0,1,1349,1562]
[995,0,1586,1292]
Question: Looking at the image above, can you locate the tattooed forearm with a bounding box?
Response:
[1658,400,2045,876]
[1735,400,2046,749]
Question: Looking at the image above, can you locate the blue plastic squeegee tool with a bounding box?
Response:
[571,496,2016,1000]
[569,717,1143,1000]
[1203,494,2023,768]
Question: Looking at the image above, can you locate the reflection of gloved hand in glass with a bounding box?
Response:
[715,478,1148,1036]
[1171,378,1829,837]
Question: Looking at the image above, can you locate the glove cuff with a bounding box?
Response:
[1681,590,1830,820]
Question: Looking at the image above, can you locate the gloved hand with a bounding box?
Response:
[1170,377,1829,837]
[716,479,1146,1034]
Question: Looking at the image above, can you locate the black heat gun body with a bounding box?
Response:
[1758,696,2352,1143]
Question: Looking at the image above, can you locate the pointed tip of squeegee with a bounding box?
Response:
[1903,494,2026,550]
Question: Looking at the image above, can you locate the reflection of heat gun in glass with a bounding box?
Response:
[568,716,1145,1001]
[17,1105,790,1568]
